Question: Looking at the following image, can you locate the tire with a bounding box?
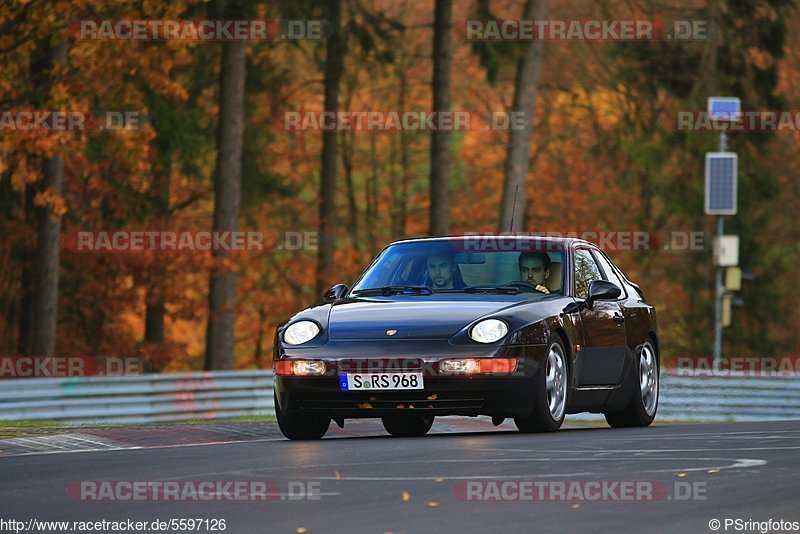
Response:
[381,415,434,437]
[605,338,659,428]
[515,336,568,433]
[275,392,330,440]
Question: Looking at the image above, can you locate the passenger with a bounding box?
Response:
[426,253,466,290]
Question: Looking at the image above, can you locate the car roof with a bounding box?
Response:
[388,235,597,251]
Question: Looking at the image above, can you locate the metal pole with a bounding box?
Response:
[712,131,727,366]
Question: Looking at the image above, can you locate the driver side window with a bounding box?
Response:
[574,249,602,299]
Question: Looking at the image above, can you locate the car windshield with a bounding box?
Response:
[351,240,564,296]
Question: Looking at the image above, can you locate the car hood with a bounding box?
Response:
[327,297,518,340]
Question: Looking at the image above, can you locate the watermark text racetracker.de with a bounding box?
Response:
[67,480,323,502]
[456,18,711,41]
[68,19,332,41]
[675,357,800,377]
[0,356,141,378]
[676,110,800,132]
[454,479,707,502]
[275,110,528,132]
[0,110,141,132]
[63,230,318,252]
[453,231,707,252]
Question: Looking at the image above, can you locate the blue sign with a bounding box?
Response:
[708,97,741,121]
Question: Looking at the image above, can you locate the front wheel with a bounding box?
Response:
[515,337,568,433]
[382,415,434,437]
[605,338,659,428]
[275,393,330,440]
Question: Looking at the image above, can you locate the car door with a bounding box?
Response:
[573,248,628,386]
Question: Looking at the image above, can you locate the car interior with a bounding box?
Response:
[392,251,564,294]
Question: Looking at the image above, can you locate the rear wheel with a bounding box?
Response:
[515,337,567,433]
[275,392,330,440]
[605,338,659,428]
[382,415,434,437]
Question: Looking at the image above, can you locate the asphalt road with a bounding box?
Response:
[1,418,799,534]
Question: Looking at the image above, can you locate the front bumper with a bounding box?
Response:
[274,346,548,419]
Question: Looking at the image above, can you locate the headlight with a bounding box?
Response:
[469,319,508,344]
[283,321,321,345]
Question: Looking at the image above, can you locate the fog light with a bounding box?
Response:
[274,360,326,376]
[293,360,326,376]
[440,358,517,375]
[441,359,481,374]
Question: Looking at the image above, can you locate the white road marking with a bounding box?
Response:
[1,424,798,458]
[176,455,764,482]
[644,458,767,473]
[294,473,597,481]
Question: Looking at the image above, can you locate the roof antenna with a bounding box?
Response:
[509,184,519,234]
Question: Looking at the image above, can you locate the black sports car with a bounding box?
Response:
[273,236,659,440]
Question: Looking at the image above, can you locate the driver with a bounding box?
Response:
[426,252,465,290]
[518,252,551,294]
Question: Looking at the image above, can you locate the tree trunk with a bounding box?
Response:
[31,39,68,357]
[316,0,344,296]
[204,39,246,371]
[143,164,170,355]
[498,0,546,233]
[341,128,359,251]
[144,298,165,344]
[429,0,453,236]
[17,186,35,355]
[366,134,379,253]
[253,303,266,367]
[690,0,720,101]
[392,72,411,239]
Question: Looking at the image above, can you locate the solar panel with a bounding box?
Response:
[705,152,737,215]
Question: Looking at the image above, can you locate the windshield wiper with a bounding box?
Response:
[463,286,520,294]
[351,285,433,296]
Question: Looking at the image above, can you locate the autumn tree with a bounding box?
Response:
[316,0,345,296]
[205,0,248,370]
[498,0,547,233]
[429,0,453,235]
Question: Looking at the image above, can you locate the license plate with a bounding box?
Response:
[339,372,424,391]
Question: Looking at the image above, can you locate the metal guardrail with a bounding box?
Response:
[0,369,798,425]
[655,370,800,422]
[570,371,800,422]
[0,371,274,425]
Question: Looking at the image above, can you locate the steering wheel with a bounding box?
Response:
[501,281,548,293]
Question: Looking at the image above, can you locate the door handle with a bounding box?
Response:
[613,313,625,325]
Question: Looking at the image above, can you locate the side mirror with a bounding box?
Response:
[586,280,621,309]
[325,283,349,302]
